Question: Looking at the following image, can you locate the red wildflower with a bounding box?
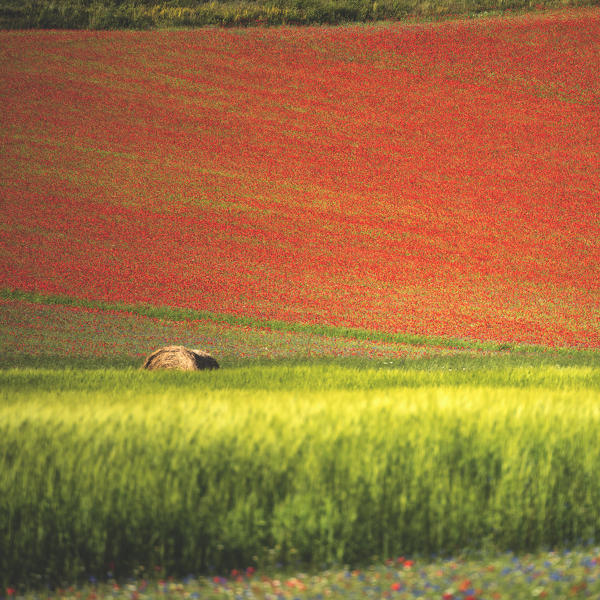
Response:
[1,11,599,349]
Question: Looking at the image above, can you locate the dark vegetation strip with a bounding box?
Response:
[0,0,596,29]
[0,287,555,353]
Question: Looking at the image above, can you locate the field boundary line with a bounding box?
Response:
[1,286,589,355]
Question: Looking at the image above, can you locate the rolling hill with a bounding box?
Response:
[1,8,599,349]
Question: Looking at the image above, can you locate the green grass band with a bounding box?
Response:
[1,286,538,353]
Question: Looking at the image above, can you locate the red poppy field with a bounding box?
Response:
[1,8,599,349]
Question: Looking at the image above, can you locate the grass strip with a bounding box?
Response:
[2,362,600,392]
[0,287,561,354]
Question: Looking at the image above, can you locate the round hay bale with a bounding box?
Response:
[142,345,219,371]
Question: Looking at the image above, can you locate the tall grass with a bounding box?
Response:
[2,364,600,586]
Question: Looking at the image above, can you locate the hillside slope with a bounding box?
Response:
[1,9,599,347]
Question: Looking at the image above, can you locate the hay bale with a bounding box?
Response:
[142,345,219,371]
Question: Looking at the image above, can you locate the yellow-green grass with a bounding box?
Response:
[2,364,600,587]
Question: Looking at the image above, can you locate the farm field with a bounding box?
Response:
[1,8,600,348]
[2,361,600,589]
[0,288,519,366]
[1,5,600,596]
[2,293,599,594]
[3,288,583,370]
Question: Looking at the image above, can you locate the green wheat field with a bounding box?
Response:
[2,348,600,591]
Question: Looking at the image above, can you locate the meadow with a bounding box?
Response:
[1,6,600,597]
